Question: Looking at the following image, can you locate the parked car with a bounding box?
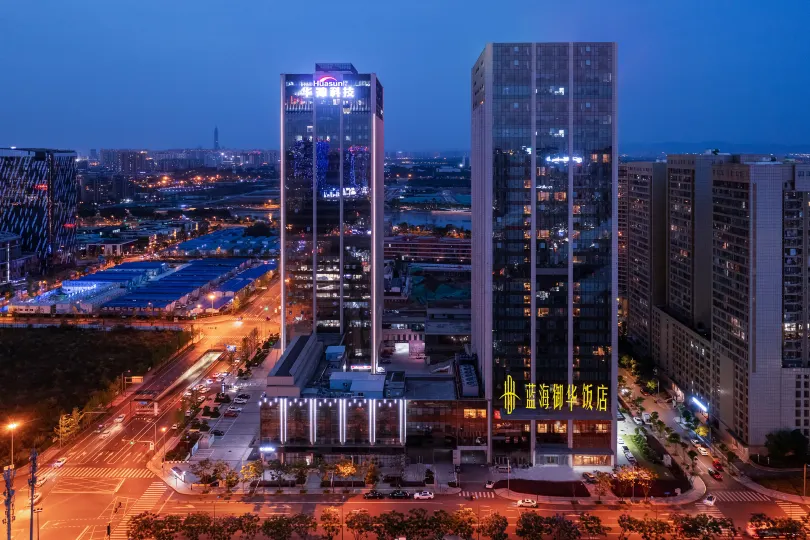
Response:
[211,429,225,436]
[625,453,637,465]
[712,460,724,471]
[52,457,67,468]
[237,394,251,400]
[632,416,644,426]
[582,472,597,484]
[517,499,538,508]
[690,438,701,447]
[364,490,386,499]
[413,491,434,500]
[616,411,625,421]
[171,423,179,430]
[697,446,710,457]
[708,469,722,481]
[703,494,717,506]
[389,490,411,499]
[485,481,495,489]
[224,411,239,418]
[205,379,213,385]
[227,406,243,412]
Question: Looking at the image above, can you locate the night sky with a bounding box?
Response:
[2,0,807,152]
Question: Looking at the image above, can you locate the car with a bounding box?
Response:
[625,453,637,465]
[171,423,179,430]
[211,429,225,436]
[233,398,248,405]
[205,379,213,385]
[31,493,42,505]
[413,491,434,500]
[388,490,411,499]
[517,499,538,508]
[364,490,386,499]
[185,409,192,417]
[197,395,206,403]
[712,460,724,471]
[485,481,495,489]
[707,468,722,481]
[228,406,243,412]
[115,414,126,423]
[697,446,710,456]
[690,438,701,447]
[35,477,47,488]
[183,390,193,397]
[617,412,625,421]
[632,416,644,426]
[621,445,630,453]
[703,494,717,506]
[237,394,251,400]
[582,472,597,484]
[224,411,239,418]
[376,367,386,374]
[52,457,67,468]
[349,509,368,515]
[99,430,111,439]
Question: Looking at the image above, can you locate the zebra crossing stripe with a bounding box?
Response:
[776,501,808,519]
[459,491,495,498]
[59,467,155,479]
[111,483,166,540]
[713,490,770,502]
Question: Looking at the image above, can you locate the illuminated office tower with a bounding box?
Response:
[471,43,617,467]
[0,148,78,270]
[280,63,384,369]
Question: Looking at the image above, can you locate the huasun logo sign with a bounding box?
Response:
[500,375,609,415]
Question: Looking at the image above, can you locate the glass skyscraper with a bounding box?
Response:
[280,64,384,368]
[0,148,78,270]
[471,43,617,467]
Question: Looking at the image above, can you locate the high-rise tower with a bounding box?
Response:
[471,43,617,467]
[280,63,384,370]
[214,126,220,151]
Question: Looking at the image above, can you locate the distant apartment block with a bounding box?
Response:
[617,164,629,319]
[383,235,471,264]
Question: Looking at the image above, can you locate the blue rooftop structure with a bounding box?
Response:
[169,227,278,256]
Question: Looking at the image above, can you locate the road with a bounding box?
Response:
[620,367,808,529]
[7,283,283,540]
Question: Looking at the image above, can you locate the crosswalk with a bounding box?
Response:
[776,501,808,520]
[459,491,495,499]
[710,490,771,502]
[695,502,726,518]
[111,482,167,540]
[49,467,154,479]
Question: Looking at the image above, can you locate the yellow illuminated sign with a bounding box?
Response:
[500,376,609,414]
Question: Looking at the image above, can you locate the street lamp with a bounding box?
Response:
[7,422,18,466]
[208,294,215,311]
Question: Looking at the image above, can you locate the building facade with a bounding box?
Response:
[0,148,78,269]
[383,235,471,264]
[280,63,384,370]
[471,43,618,467]
[625,162,667,356]
[617,163,629,322]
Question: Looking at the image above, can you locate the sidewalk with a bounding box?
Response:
[735,474,810,504]
[493,476,706,507]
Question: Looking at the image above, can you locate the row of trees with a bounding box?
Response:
[131,509,780,540]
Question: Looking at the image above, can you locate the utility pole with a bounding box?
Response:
[3,465,15,540]
[804,463,807,498]
[28,450,37,540]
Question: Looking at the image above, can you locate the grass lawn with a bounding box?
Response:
[755,475,806,496]
[622,433,673,480]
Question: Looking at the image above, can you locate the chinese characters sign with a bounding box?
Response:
[297,86,355,99]
[500,375,609,415]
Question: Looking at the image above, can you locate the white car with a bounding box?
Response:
[690,439,701,447]
[205,379,213,385]
[233,398,248,405]
[31,493,42,505]
[632,416,644,426]
[697,446,710,456]
[52,457,67,468]
[227,406,243,412]
[517,499,537,508]
[99,430,111,439]
[115,414,126,423]
[485,481,495,489]
[171,423,179,430]
[35,477,47,488]
[702,494,717,506]
[413,491,434,500]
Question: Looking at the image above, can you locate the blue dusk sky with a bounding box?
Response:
[1,0,807,152]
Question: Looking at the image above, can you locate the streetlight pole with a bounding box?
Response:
[7,423,17,466]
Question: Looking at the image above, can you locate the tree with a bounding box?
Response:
[671,513,735,539]
[182,512,214,540]
[238,513,261,540]
[223,467,240,496]
[211,516,241,540]
[694,425,710,438]
[618,515,641,540]
[365,461,380,486]
[346,510,375,540]
[636,467,658,501]
[765,429,809,461]
[594,472,613,502]
[154,514,183,540]
[262,516,293,540]
[240,459,265,493]
[189,458,215,485]
[646,380,658,393]
[637,518,672,540]
[617,375,626,388]
[452,508,478,540]
[290,514,316,540]
[321,507,342,540]
[479,513,508,540]
[335,459,357,480]
[129,512,158,540]
[516,512,546,540]
[579,513,610,539]
[291,463,309,486]
[372,511,407,540]
[544,514,582,540]
[405,508,434,540]
[431,510,455,540]
[668,432,682,446]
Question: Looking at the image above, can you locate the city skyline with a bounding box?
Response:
[2,0,809,151]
